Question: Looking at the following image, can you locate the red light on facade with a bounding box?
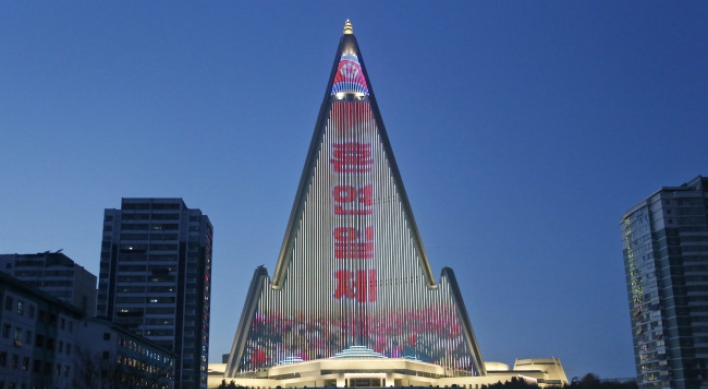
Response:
[333,226,373,259]
[333,185,373,215]
[330,143,373,173]
[333,269,376,302]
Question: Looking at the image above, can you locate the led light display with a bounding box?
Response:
[226,32,485,378]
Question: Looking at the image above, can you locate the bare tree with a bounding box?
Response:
[73,348,171,389]
[73,349,104,389]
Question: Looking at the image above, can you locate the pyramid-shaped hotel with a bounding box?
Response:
[209,21,568,388]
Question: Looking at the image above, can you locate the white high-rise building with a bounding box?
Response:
[622,176,708,389]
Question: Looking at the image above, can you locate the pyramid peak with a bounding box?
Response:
[343,19,354,35]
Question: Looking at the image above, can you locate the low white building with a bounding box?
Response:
[208,346,568,388]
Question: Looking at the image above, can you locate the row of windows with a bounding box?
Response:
[676,236,708,243]
[683,246,708,253]
[122,203,182,211]
[116,275,175,283]
[118,244,180,252]
[112,254,179,262]
[667,217,708,226]
[42,280,74,287]
[0,352,72,377]
[118,336,174,364]
[680,226,708,232]
[685,286,708,292]
[683,264,708,273]
[2,298,74,332]
[139,329,174,337]
[665,207,706,216]
[122,223,180,231]
[113,307,177,315]
[120,213,181,220]
[665,198,706,206]
[120,233,179,241]
[13,270,73,277]
[685,276,708,283]
[3,296,33,318]
[116,265,179,273]
[146,318,174,325]
[117,355,173,377]
[117,286,176,293]
[12,260,43,267]
[1,324,73,355]
[115,297,176,304]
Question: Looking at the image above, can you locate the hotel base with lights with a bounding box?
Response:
[207,352,567,388]
[216,21,568,389]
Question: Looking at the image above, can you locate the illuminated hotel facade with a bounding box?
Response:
[209,21,568,388]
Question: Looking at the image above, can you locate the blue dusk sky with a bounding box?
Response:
[1,2,707,380]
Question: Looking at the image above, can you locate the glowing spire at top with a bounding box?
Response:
[343,19,354,35]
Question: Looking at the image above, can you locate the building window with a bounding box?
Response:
[0,352,6,366]
[11,354,18,369]
[103,333,110,340]
[68,321,73,332]
[35,335,44,347]
[60,318,65,330]
[24,331,31,345]
[27,306,34,319]
[4,296,12,311]
[102,351,110,359]
[15,301,23,316]
[2,324,9,338]
[13,328,21,344]
[58,341,63,353]
[21,357,28,371]
[66,344,71,355]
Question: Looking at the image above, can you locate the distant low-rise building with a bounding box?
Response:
[75,318,175,389]
[0,252,97,317]
[0,272,84,389]
[0,272,175,389]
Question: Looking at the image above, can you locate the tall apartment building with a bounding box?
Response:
[0,252,97,317]
[621,176,708,389]
[97,198,212,389]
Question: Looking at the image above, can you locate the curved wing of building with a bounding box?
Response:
[225,21,486,378]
